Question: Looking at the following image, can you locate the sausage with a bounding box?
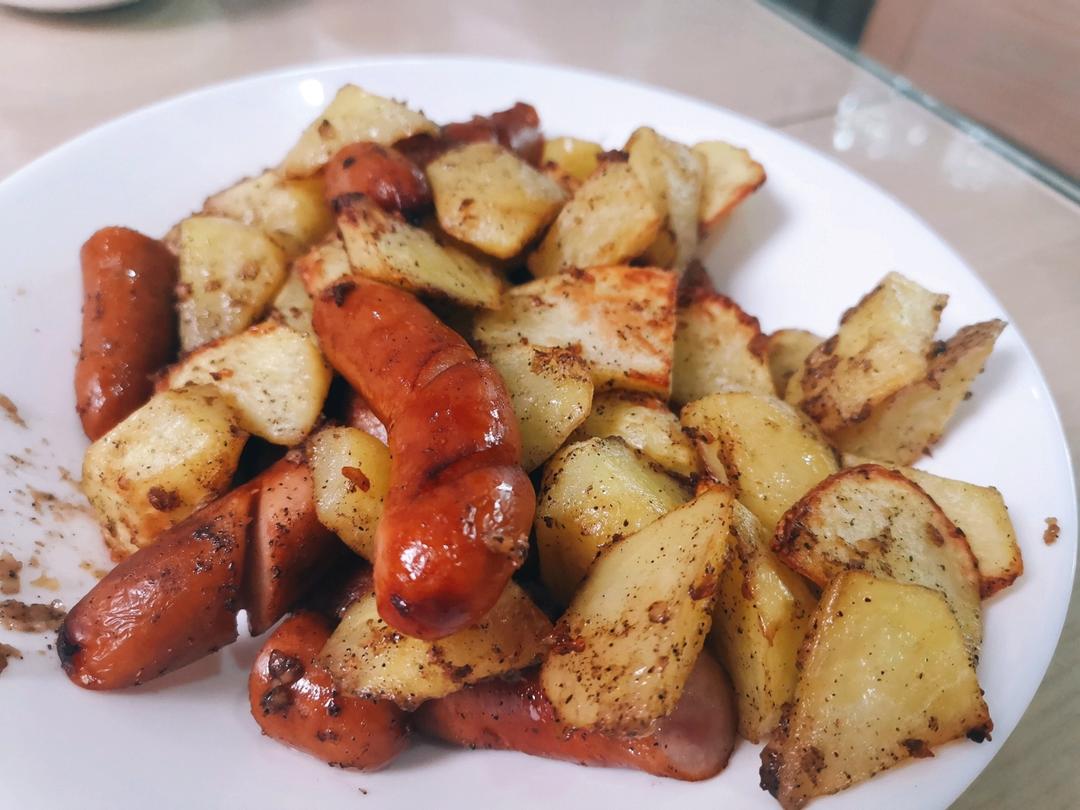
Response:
[323,142,431,216]
[58,484,255,689]
[395,102,544,168]
[313,279,533,640]
[416,652,737,781]
[243,455,344,636]
[344,388,388,445]
[249,612,409,769]
[76,226,178,440]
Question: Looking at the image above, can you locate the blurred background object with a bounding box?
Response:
[769,0,1080,184]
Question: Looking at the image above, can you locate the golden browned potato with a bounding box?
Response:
[709,502,816,742]
[427,143,567,259]
[681,391,838,532]
[163,321,331,445]
[294,234,352,296]
[321,582,551,708]
[270,270,316,337]
[540,486,733,733]
[788,272,947,433]
[473,265,677,397]
[526,160,661,278]
[307,426,391,561]
[760,571,992,810]
[841,454,1021,597]
[536,437,691,603]
[693,140,766,231]
[175,215,288,351]
[203,170,334,258]
[766,329,822,399]
[280,84,437,178]
[672,284,774,405]
[81,385,247,557]
[774,464,983,655]
[832,320,1005,464]
[337,196,503,309]
[542,136,603,183]
[485,343,594,471]
[575,390,699,479]
[625,127,705,272]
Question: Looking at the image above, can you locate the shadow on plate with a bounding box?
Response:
[700,186,789,291]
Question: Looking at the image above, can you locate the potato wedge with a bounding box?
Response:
[337,196,502,309]
[280,84,437,178]
[789,272,947,433]
[473,265,677,397]
[575,391,699,479]
[81,385,247,557]
[542,136,603,183]
[295,234,352,296]
[164,321,331,445]
[321,581,551,708]
[427,143,567,259]
[681,392,838,532]
[176,215,288,351]
[710,502,816,742]
[693,141,766,230]
[540,486,734,733]
[832,320,1005,464]
[774,464,982,655]
[841,454,1021,597]
[760,572,992,810]
[672,285,774,404]
[526,160,661,278]
[536,437,692,604]
[626,127,704,272]
[270,269,315,337]
[485,343,594,471]
[767,329,821,399]
[203,170,334,258]
[307,426,392,560]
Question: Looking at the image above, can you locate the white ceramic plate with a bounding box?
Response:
[0,57,1074,810]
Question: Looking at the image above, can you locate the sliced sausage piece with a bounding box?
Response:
[323,142,431,216]
[249,612,409,769]
[416,653,737,781]
[58,484,255,689]
[76,226,178,440]
[396,102,544,168]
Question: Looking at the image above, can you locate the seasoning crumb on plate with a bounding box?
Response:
[0,599,66,632]
[0,642,22,675]
[1044,517,1061,545]
[0,551,21,595]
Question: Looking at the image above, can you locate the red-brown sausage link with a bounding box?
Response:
[395,102,544,168]
[249,612,409,769]
[323,142,431,216]
[416,653,738,781]
[312,279,533,640]
[76,226,178,440]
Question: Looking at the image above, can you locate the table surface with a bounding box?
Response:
[0,1,1076,807]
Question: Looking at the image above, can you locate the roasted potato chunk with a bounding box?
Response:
[163,321,331,445]
[681,392,838,532]
[280,84,437,178]
[672,284,774,404]
[789,272,947,433]
[270,270,315,337]
[540,486,733,733]
[175,215,288,351]
[81,385,247,557]
[203,170,333,258]
[542,136,603,183]
[536,437,691,603]
[842,454,1021,597]
[295,234,352,296]
[527,160,661,278]
[427,143,567,259]
[308,426,391,560]
[473,265,677,397]
[321,582,551,708]
[485,343,594,471]
[774,464,983,655]
[833,320,1005,464]
[760,571,992,809]
[575,391,699,478]
[710,502,816,742]
[693,140,766,230]
[767,329,821,399]
[337,196,503,309]
[625,127,704,272]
